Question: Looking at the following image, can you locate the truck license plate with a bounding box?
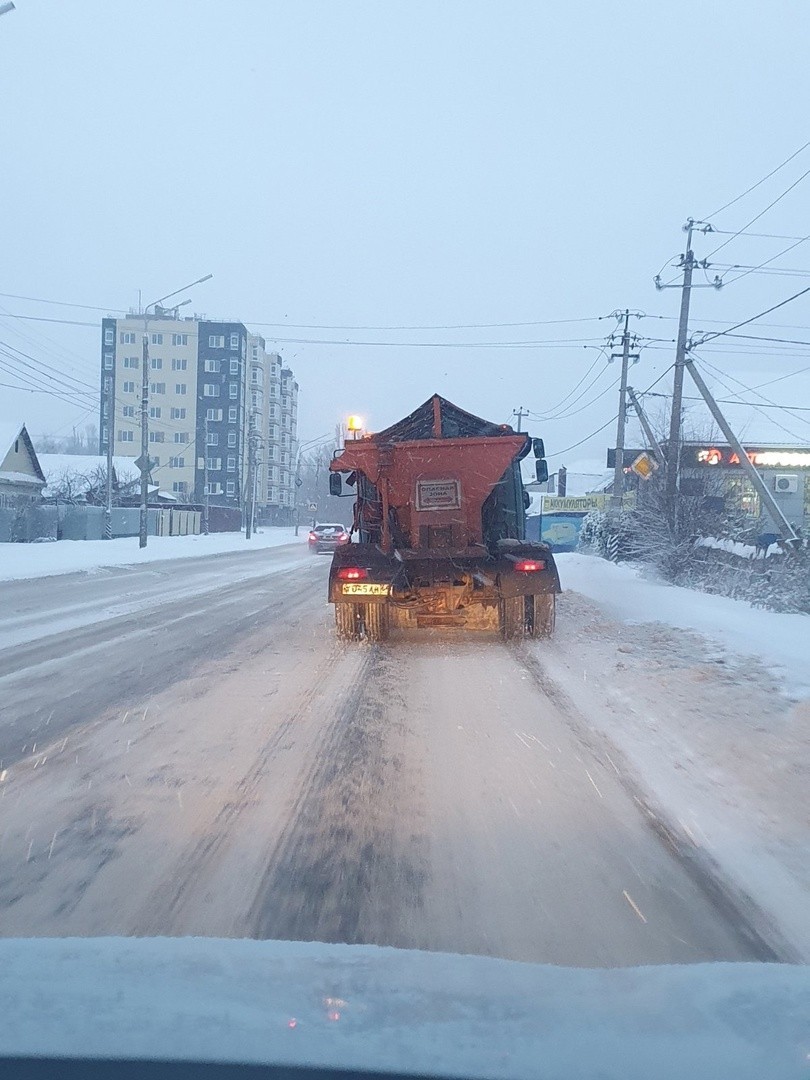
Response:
[342,583,390,596]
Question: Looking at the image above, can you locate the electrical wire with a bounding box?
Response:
[696,358,810,438]
[692,285,810,346]
[704,166,810,260]
[704,140,810,219]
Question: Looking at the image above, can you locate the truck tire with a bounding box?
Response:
[335,602,361,640]
[362,601,389,642]
[499,595,526,640]
[527,593,555,639]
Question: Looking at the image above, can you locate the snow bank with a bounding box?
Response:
[0,528,308,583]
[556,552,810,696]
[0,937,806,1080]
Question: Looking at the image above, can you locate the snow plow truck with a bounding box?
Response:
[327,394,561,642]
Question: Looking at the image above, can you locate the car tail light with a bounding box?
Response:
[337,566,368,581]
[338,532,349,541]
[515,559,545,572]
[308,532,317,540]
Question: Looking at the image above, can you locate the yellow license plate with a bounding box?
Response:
[341,583,391,596]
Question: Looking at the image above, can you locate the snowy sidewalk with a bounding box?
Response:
[0,529,308,583]
[540,553,810,960]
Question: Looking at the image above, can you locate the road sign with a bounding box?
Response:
[308,502,318,512]
[134,454,157,474]
[630,452,658,480]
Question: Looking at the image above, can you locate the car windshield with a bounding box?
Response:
[1,3,809,1078]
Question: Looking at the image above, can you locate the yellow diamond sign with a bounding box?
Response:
[630,451,658,480]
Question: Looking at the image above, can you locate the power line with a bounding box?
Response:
[697,359,810,439]
[704,166,810,260]
[692,285,810,347]
[704,140,810,219]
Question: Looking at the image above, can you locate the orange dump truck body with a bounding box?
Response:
[327,394,560,640]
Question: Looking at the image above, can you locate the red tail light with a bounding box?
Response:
[515,559,545,572]
[337,566,368,581]
[338,532,349,541]
[308,532,317,540]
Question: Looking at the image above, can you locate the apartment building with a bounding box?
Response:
[100,315,297,515]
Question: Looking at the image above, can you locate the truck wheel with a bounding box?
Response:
[335,602,361,640]
[499,596,525,640]
[362,602,389,642]
[527,593,555,639]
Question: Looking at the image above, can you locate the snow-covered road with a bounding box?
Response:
[0,544,794,966]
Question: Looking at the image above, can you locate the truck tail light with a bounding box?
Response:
[515,559,545,572]
[337,567,368,581]
[308,532,317,540]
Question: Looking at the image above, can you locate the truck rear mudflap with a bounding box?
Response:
[329,543,560,642]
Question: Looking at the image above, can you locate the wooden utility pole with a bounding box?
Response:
[512,407,529,432]
[610,310,639,507]
[626,386,665,464]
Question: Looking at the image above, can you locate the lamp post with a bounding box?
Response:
[293,433,332,535]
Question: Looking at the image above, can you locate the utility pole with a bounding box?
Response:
[626,386,665,464]
[104,375,114,539]
[684,355,800,544]
[202,413,210,535]
[512,407,529,432]
[138,331,150,549]
[609,310,640,508]
[655,220,722,513]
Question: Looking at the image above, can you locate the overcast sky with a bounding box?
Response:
[2,0,809,467]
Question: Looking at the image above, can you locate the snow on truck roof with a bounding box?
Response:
[371,394,520,442]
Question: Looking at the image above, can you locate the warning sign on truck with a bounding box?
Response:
[415,478,461,510]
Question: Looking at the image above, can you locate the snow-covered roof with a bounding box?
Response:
[0,421,25,460]
[0,421,46,485]
[38,454,141,497]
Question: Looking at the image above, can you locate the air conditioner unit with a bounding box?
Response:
[773,474,798,494]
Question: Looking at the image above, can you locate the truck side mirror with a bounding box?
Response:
[532,438,545,459]
[535,459,549,484]
[523,490,531,509]
[329,473,342,496]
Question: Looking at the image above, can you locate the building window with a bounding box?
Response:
[227,432,237,447]
[205,482,222,495]
[203,384,219,397]
[118,430,134,442]
[170,407,187,419]
[149,431,165,444]
[149,406,161,419]
[150,382,165,394]
[174,431,190,443]
[226,455,236,470]
[120,331,136,344]
[104,328,114,345]
[169,456,185,468]
[206,407,222,421]
[251,391,259,408]
[229,383,238,399]
[171,358,188,371]
[252,347,258,360]
[123,356,139,369]
[229,359,239,374]
[228,406,237,422]
[123,405,135,418]
[103,353,113,369]
[123,380,135,393]
[230,333,239,350]
[208,335,225,348]
[204,359,220,373]
[226,481,236,496]
[171,333,188,346]
[150,357,162,370]
[175,383,187,395]
[207,457,222,470]
[207,432,218,446]
[151,333,163,345]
